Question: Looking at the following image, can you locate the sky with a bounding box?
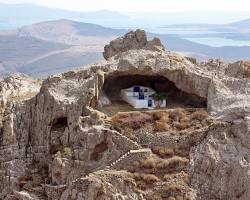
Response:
[0,0,250,12]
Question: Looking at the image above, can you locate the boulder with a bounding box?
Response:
[103,29,165,59]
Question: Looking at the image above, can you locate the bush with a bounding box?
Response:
[112,112,152,130]
[155,120,170,132]
[160,156,189,170]
[131,173,160,184]
[173,121,190,130]
[169,108,187,121]
[112,108,207,135]
[138,156,188,171]
[153,112,170,132]
[190,110,208,121]
[165,183,182,192]
[176,196,184,200]
[17,175,33,182]
[152,146,174,158]
[138,157,156,169]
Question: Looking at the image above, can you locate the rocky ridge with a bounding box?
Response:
[0,30,250,200]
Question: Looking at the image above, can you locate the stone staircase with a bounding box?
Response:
[72,148,152,183]
[110,129,141,149]
[103,118,141,149]
[70,119,149,184]
[106,151,131,170]
[103,118,113,129]
[104,148,152,170]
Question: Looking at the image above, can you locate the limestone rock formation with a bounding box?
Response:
[1,31,250,200]
[226,61,250,78]
[103,29,165,59]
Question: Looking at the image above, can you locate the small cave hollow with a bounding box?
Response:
[90,139,109,161]
[102,74,207,109]
[51,117,68,132]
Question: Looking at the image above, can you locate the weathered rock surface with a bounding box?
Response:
[0,31,250,200]
[103,29,165,59]
[226,61,250,78]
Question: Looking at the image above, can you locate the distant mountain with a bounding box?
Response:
[17,19,126,45]
[0,19,250,78]
[0,19,128,77]
[0,3,129,29]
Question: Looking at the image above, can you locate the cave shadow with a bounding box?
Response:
[102,74,207,109]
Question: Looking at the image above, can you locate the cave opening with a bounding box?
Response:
[51,117,68,132]
[102,74,207,109]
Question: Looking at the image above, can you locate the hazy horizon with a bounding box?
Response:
[1,0,250,12]
[0,2,249,28]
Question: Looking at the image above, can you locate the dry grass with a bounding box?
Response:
[157,156,189,170]
[169,108,191,130]
[152,144,190,158]
[152,146,174,158]
[155,120,170,132]
[176,196,184,200]
[149,193,163,200]
[154,112,170,132]
[17,175,33,182]
[137,157,157,169]
[112,112,152,131]
[164,172,190,184]
[190,110,208,121]
[165,183,182,193]
[137,156,189,172]
[111,108,209,134]
[129,172,160,190]
[162,172,192,200]
[17,175,33,189]
[169,108,187,121]
[131,173,160,184]
[169,108,208,130]
[167,197,176,200]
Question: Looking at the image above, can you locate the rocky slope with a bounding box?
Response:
[1,30,250,200]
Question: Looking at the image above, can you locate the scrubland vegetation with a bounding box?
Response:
[111,108,208,134]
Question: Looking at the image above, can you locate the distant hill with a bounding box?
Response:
[0,3,129,29]
[0,19,250,78]
[229,19,250,28]
[17,19,126,45]
[0,19,127,77]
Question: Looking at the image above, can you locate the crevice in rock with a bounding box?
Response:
[90,139,109,161]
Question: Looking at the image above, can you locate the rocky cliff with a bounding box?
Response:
[1,30,250,200]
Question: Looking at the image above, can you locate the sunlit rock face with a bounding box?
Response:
[1,31,250,200]
[103,29,165,60]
